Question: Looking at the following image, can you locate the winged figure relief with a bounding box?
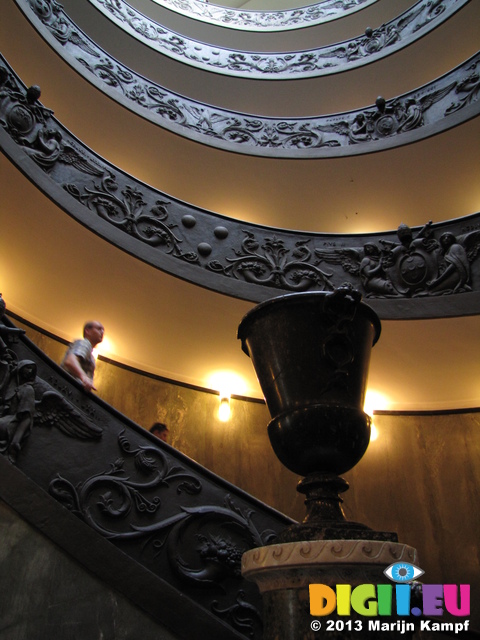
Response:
[315,245,399,297]
[315,223,480,298]
[0,352,102,464]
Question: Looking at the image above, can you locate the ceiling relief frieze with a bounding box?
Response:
[88,0,468,79]
[13,0,480,158]
[148,0,378,32]
[1,54,480,319]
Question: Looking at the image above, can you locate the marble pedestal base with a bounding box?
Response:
[242,540,418,640]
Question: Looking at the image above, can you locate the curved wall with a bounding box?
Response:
[13,316,480,632]
[1,0,479,411]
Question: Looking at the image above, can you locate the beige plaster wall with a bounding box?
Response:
[13,319,480,629]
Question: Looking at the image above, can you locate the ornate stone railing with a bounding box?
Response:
[0,300,294,639]
[10,1,480,157]
[1,54,479,319]
[149,0,378,31]
[88,0,470,79]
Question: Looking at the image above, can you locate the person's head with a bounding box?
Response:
[17,360,37,383]
[397,223,412,244]
[151,422,169,442]
[83,321,104,347]
[440,232,455,250]
[364,243,379,257]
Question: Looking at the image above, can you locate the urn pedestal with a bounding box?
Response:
[242,540,418,640]
[237,289,417,639]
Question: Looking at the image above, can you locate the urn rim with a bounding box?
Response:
[237,290,382,355]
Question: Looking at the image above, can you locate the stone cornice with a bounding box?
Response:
[12,0,480,158]
[149,0,378,32]
[89,0,469,79]
[1,53,480,319]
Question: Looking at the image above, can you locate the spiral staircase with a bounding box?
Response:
[0,0,479,637]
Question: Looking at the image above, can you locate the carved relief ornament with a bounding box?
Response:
[149,0,378,32]
[0,298,102,465]
[88,0,470,79]
[14,0,480,157]
[1,56,480,319]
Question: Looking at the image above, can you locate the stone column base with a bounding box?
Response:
[242,539,419,640]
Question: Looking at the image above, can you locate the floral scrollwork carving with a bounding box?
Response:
[208,232,334,292]
[49,431,273,635]
[445,62,480,115]
[16,0,480,156]
[49,431,202,532]
[206,221,480,299]
[64,176,198,261]
[89,0,468,80]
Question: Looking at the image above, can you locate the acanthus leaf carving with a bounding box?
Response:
[88,0,469,80]
[63,175,198,260]
[48,431,273,636]
[15,0,480,156]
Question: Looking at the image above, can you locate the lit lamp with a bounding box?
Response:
[207,370,247,423]
[218,395,231,422]
[364,390,389,442]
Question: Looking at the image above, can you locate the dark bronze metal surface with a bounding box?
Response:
[239,288,396,542]
[12,0,480,157]
[0,293,294,640]
[1,54,479,317]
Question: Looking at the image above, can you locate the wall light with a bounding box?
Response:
[92,336,114,360]
[207,370,247,397]
[207,370,248,423]
[218,395,231,422]
[364,390,389,443]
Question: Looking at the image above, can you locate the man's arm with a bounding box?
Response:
[62,352,96,392]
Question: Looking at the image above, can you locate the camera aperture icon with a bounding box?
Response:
[384,562,424,583]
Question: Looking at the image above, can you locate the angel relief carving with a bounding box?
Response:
[314,222,480,299]
[0,312,102,464]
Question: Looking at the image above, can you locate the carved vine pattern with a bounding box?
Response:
[15,0,480,157]
[1,56,480,307]
[208,233,335,291]
[90,0,469,79]
[0,302,292,638]
[63,176,198,263]
[149,0,378,32]
[50,431,275,636]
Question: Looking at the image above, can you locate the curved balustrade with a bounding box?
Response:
[1,54,479,320]
[0,304,294,639]
[149,0,378,31]
[12,0,480,158]
[89,0,468,79]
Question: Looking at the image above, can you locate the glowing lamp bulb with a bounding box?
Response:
[218,396,231,422]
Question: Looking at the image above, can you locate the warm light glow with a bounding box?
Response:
[207,370,248,398]
[364,390,389,415]
[364,390,389,443]
[218,396,231,422]
[94,335,114,358]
